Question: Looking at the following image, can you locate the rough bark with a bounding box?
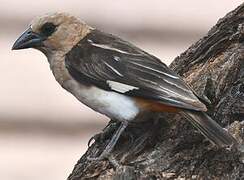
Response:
[68,4,244,180]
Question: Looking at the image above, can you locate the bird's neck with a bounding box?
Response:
[47,52,72,85]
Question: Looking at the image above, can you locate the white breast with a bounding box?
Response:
[48,54,139,122]
[63,80,140,121]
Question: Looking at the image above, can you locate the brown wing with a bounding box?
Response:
[65,29,206,111]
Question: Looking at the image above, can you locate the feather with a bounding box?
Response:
[65,29,206,111]
[181,110,237,147]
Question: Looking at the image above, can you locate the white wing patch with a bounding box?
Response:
[107,81,139,93]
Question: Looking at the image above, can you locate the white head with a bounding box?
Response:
[12,12,92,55]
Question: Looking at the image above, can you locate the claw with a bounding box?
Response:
[88,133,102,147]
[87,137,94,147]
[87,122,128,162]
[87,121,119,148]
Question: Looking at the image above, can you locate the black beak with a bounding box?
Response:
[12,27,44,50]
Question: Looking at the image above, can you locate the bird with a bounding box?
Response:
[12,12,237,160]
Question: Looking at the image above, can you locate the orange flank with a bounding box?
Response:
[134,98,180,113]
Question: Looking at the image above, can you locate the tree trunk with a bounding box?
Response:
[68,3,244,180]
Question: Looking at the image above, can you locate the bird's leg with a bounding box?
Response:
[88,120,118,147]
[88,121,128,161]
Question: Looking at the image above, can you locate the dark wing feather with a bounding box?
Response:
[65,30,206,111]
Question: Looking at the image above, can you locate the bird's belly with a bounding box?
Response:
[63,80,140,121]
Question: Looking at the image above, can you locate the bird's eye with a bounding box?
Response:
[40,22,57,37]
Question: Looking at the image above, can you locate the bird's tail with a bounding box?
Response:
[180,110,237,147]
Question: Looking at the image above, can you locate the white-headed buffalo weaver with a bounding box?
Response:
[12,12,237,160]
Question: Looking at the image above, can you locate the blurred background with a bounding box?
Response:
[0,0,243,179]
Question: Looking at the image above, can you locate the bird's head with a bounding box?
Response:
[12,12,92,56]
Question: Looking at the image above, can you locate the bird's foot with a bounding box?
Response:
[88,121,118,147]
[87,122,128,164]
